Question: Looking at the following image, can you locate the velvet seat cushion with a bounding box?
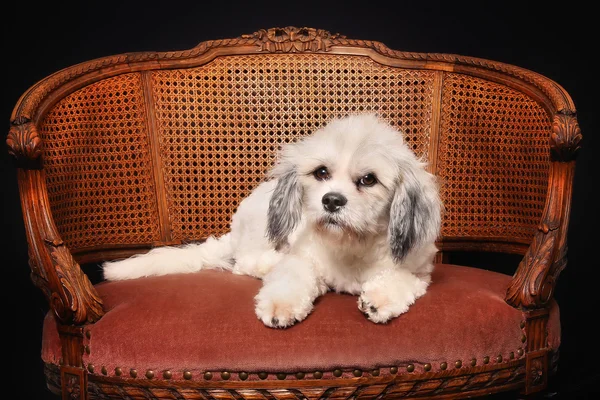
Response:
[42,264,560,380]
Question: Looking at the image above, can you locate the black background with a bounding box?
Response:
[3,1,597,399]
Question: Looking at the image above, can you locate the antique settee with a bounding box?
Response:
[7,27,580,399]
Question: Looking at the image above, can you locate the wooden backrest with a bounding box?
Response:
[10,27,575,264]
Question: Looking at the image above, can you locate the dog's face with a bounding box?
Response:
[294,129,400,238]
[267,114,441,261]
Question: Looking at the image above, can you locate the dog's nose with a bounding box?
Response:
[322,192,347,212]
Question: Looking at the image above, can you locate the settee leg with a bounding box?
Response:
[524,349,549,395]
[57,324,88,400]
[60,365,88,400]
[521,309,550,396]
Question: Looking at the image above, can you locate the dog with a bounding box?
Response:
[103,113,442,328]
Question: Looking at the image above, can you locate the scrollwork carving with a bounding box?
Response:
[506,151,575,309]
[6,120,42,166]
[48,242,104,324]
[506,226,557,309]
[550,112,582,161]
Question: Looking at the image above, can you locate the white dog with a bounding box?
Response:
[103,113,442,328]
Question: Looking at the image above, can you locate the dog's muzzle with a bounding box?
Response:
[322,192,347,212]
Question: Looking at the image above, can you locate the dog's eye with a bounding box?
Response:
[358,173,377,187]
[313,166,330,181]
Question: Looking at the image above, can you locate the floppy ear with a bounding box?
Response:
[388,167,441,262]
[267,163,303,251]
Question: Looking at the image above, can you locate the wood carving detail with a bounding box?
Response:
[550,112,582,161]
[48,241,104,324]
[63,372,82,400]
[6,119,42,164]
[506,227,557,309]
[246,26,344,52]
[61,365,87,400]
[529,359,544,387]
[506,155,575,309]
[44,363,526,400]
[524,350,548,394]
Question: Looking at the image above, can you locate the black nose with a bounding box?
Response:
[322,192,347,212]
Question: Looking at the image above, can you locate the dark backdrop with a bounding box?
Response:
[3,1,597,399]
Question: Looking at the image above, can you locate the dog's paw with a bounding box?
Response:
[254,285,314,329]
[358,277,429,324]
[358,292,402,324]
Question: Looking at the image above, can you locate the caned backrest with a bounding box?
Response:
[11,27,574,264]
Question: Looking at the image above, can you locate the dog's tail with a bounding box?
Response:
[102,234,234,281]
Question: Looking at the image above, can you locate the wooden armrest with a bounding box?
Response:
[7,120,104,325]
[505,112,581,309]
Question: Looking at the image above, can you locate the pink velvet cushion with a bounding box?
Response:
[42,264,560,380]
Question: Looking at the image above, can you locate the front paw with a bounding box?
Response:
[254,285,313,328]
[358,278,429,324]
[358,293,399,324]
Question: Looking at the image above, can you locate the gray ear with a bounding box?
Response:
[388,169,441,262]
[267,167,303,251]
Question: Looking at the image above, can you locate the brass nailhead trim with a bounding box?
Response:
[520,321,526,329]
[85,330,91,339]
[92,353,526,382]
[521,334,527,343]
[84,345,90,355]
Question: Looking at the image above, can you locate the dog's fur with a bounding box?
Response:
[103,114,442,328]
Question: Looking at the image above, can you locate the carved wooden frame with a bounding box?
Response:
[7,26,579,399]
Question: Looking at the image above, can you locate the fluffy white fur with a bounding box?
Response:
[103,113,442,328]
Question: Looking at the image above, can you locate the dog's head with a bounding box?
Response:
[267,113,442,262]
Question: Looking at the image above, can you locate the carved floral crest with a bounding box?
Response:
[244,26,345,53]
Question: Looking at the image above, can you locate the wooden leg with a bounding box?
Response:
[521,309,550,396]
[61,365,88,400]
[57,324,88,400]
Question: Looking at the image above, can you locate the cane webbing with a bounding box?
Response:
[38,54,552,252]
[151,54,436,240]
[40,73,161,250]
[437,73,551,242]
